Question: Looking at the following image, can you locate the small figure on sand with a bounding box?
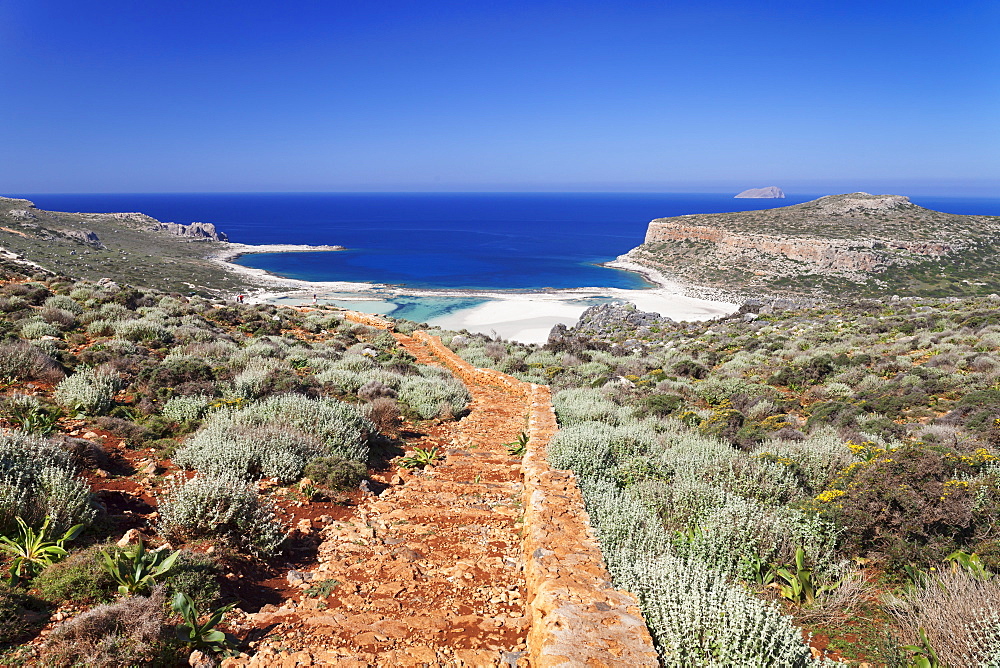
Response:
[236,294,245,304]
[312,293,318,304]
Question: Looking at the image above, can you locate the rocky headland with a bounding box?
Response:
[0,196,345,295]
[622,192,1000,299]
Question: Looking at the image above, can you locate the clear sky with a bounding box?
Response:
[1,0,997,195]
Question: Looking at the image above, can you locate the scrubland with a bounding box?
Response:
[445,297,1000,666]
[0,261,469,665]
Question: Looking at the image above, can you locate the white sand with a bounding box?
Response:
[213,246,739,343]
[427,288,736,344]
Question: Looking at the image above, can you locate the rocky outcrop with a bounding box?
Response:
[555,303,672,340]
[59,229,104,248]
[151,221,229,242]
[735,186,784,198]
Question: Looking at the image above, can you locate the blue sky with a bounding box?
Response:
[1,0,997,195]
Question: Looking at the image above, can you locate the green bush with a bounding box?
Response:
[304,456,366,491]
[0,582,39,644]
[162,550,221,610]
[33,544,115,605]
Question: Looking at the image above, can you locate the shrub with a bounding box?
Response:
[886,568,1000,667]
[113,319,171,344]
[397,375,470,420]
[33,544,115,605]
[44,295,84,315]
[824,445,979,563]
[0,431,96,534]
[358,380,396,402]
[40,307,77,330]
[174,394,372,481]
[174,414,328,482]
[366,397,402,438]
[581,479,827,666]
[162,550,221,610]
[54,367,121,416]
[0,342,63,383]
[157,474,285,558]
[553,387,632,426]
[41,589,169,667]
[160,394,212,423]
[21,319,62,339]
[0,582,41,644]
[304,456,367,491]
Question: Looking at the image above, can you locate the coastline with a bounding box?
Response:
[214,245,739,343]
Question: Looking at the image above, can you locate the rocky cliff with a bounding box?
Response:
[150,221,228,241]
[623,193,1000,298]
[735,186,784,198]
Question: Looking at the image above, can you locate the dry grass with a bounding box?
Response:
[885,569,1000,666]
[41,587,168,667]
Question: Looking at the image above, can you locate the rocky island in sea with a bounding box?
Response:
[734,186,785,198]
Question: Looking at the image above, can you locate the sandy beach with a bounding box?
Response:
[213,243,739,343]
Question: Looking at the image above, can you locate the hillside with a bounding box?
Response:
[0,197,244,295]
[622,193,1000,299]
[446,296,1000,664]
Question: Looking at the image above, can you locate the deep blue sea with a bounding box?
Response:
[13,193,1000,291]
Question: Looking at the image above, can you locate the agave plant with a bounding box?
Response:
[172,592,240,655]
[101,538,181,595]
[0,516,83,584]
[397,446,443,469]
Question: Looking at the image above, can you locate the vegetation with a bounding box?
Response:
[625,194,1000,299]
[0,261,470,662]
[449,294,1000,663]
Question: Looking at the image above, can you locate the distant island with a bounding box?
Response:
[734,186,785,198]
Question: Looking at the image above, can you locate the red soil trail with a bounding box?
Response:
[225,324,534,667]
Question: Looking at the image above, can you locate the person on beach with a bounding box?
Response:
[236,294,245,303]
[312,293,318,304]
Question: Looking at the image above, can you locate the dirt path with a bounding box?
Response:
[226,329,533,667]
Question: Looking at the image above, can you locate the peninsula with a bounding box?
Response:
[0,197,344,295]
[620,192,1000,299]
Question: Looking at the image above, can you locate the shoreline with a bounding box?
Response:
[211,245,740,343]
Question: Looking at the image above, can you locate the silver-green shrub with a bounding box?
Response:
[54,367,121,415]
[398,375,470,419]
[44,294,84,315]
[156,473,285,557]
[174,394,372,481]
[20,319,62,339]
[161,395,212,423]
[581,479,835,667]
[552,387,634,426]
[113,318,171,344]
[0,430,95,533]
